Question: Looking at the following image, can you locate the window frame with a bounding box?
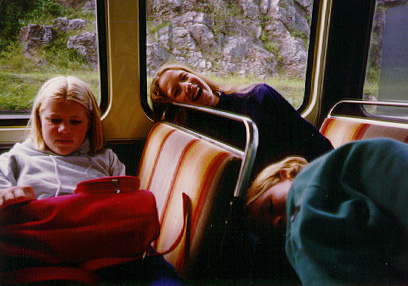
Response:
[139,0,151,119]
[140,0,324,121]
[318,0,376,123]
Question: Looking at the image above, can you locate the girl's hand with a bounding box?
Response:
[0,186,35,208]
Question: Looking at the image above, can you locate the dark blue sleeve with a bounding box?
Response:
[286,138,408,285]
[231,84,333,176]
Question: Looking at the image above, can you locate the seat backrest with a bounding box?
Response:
[137,121,250,279]
[320,117,408,148]
[319,100,408,148]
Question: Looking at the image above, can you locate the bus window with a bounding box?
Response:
[364,0,408,115]
[145,0,314,109]
[0,0,104,119]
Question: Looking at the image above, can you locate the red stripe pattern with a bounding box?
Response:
[320,118,408,148]
[136,123,240,277]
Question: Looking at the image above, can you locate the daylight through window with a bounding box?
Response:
[0,0,100,114]
[146,0,314,109]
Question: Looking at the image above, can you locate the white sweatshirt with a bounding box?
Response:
[0,138,126,199]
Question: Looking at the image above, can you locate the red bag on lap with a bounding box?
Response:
[0,176,160,267]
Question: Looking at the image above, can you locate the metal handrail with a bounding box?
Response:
[329,99,408,117]
[162,102,259,198]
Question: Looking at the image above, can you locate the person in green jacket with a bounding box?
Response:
[246,138,408,285]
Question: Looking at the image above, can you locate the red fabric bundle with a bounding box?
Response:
[0,176,160,267]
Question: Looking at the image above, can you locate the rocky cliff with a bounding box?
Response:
[147,0,313,79]
[17,0,407,80]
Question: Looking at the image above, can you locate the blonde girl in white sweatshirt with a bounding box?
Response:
[0,76,125,207]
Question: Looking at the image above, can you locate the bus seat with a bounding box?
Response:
[320,100,408,148]
[137,104,258,280]
[138,122,239,277]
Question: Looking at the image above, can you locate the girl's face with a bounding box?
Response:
[247,179,293,233]
[158,69,219,106]
[40,98,90,155]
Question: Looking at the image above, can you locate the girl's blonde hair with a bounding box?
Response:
[245,157,309,207]
[28,76,104,153]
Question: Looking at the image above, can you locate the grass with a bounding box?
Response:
[0,43,99,112]
[210,74,306,108]
[0,71,100,113]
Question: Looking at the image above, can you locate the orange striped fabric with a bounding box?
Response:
[137,124,196,219]
[320,117,408,148]
[137,123,175,190]
[136,123,240,277]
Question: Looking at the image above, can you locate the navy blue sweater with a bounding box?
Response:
[216,83,333,178]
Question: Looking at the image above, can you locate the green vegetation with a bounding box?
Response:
[0,0,37,51]
[206,74,305,108]
[0,0,99,112]
[147,21,169,36]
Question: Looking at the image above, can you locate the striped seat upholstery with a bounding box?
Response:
[320,117,408,148]
[137,122,240,278]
